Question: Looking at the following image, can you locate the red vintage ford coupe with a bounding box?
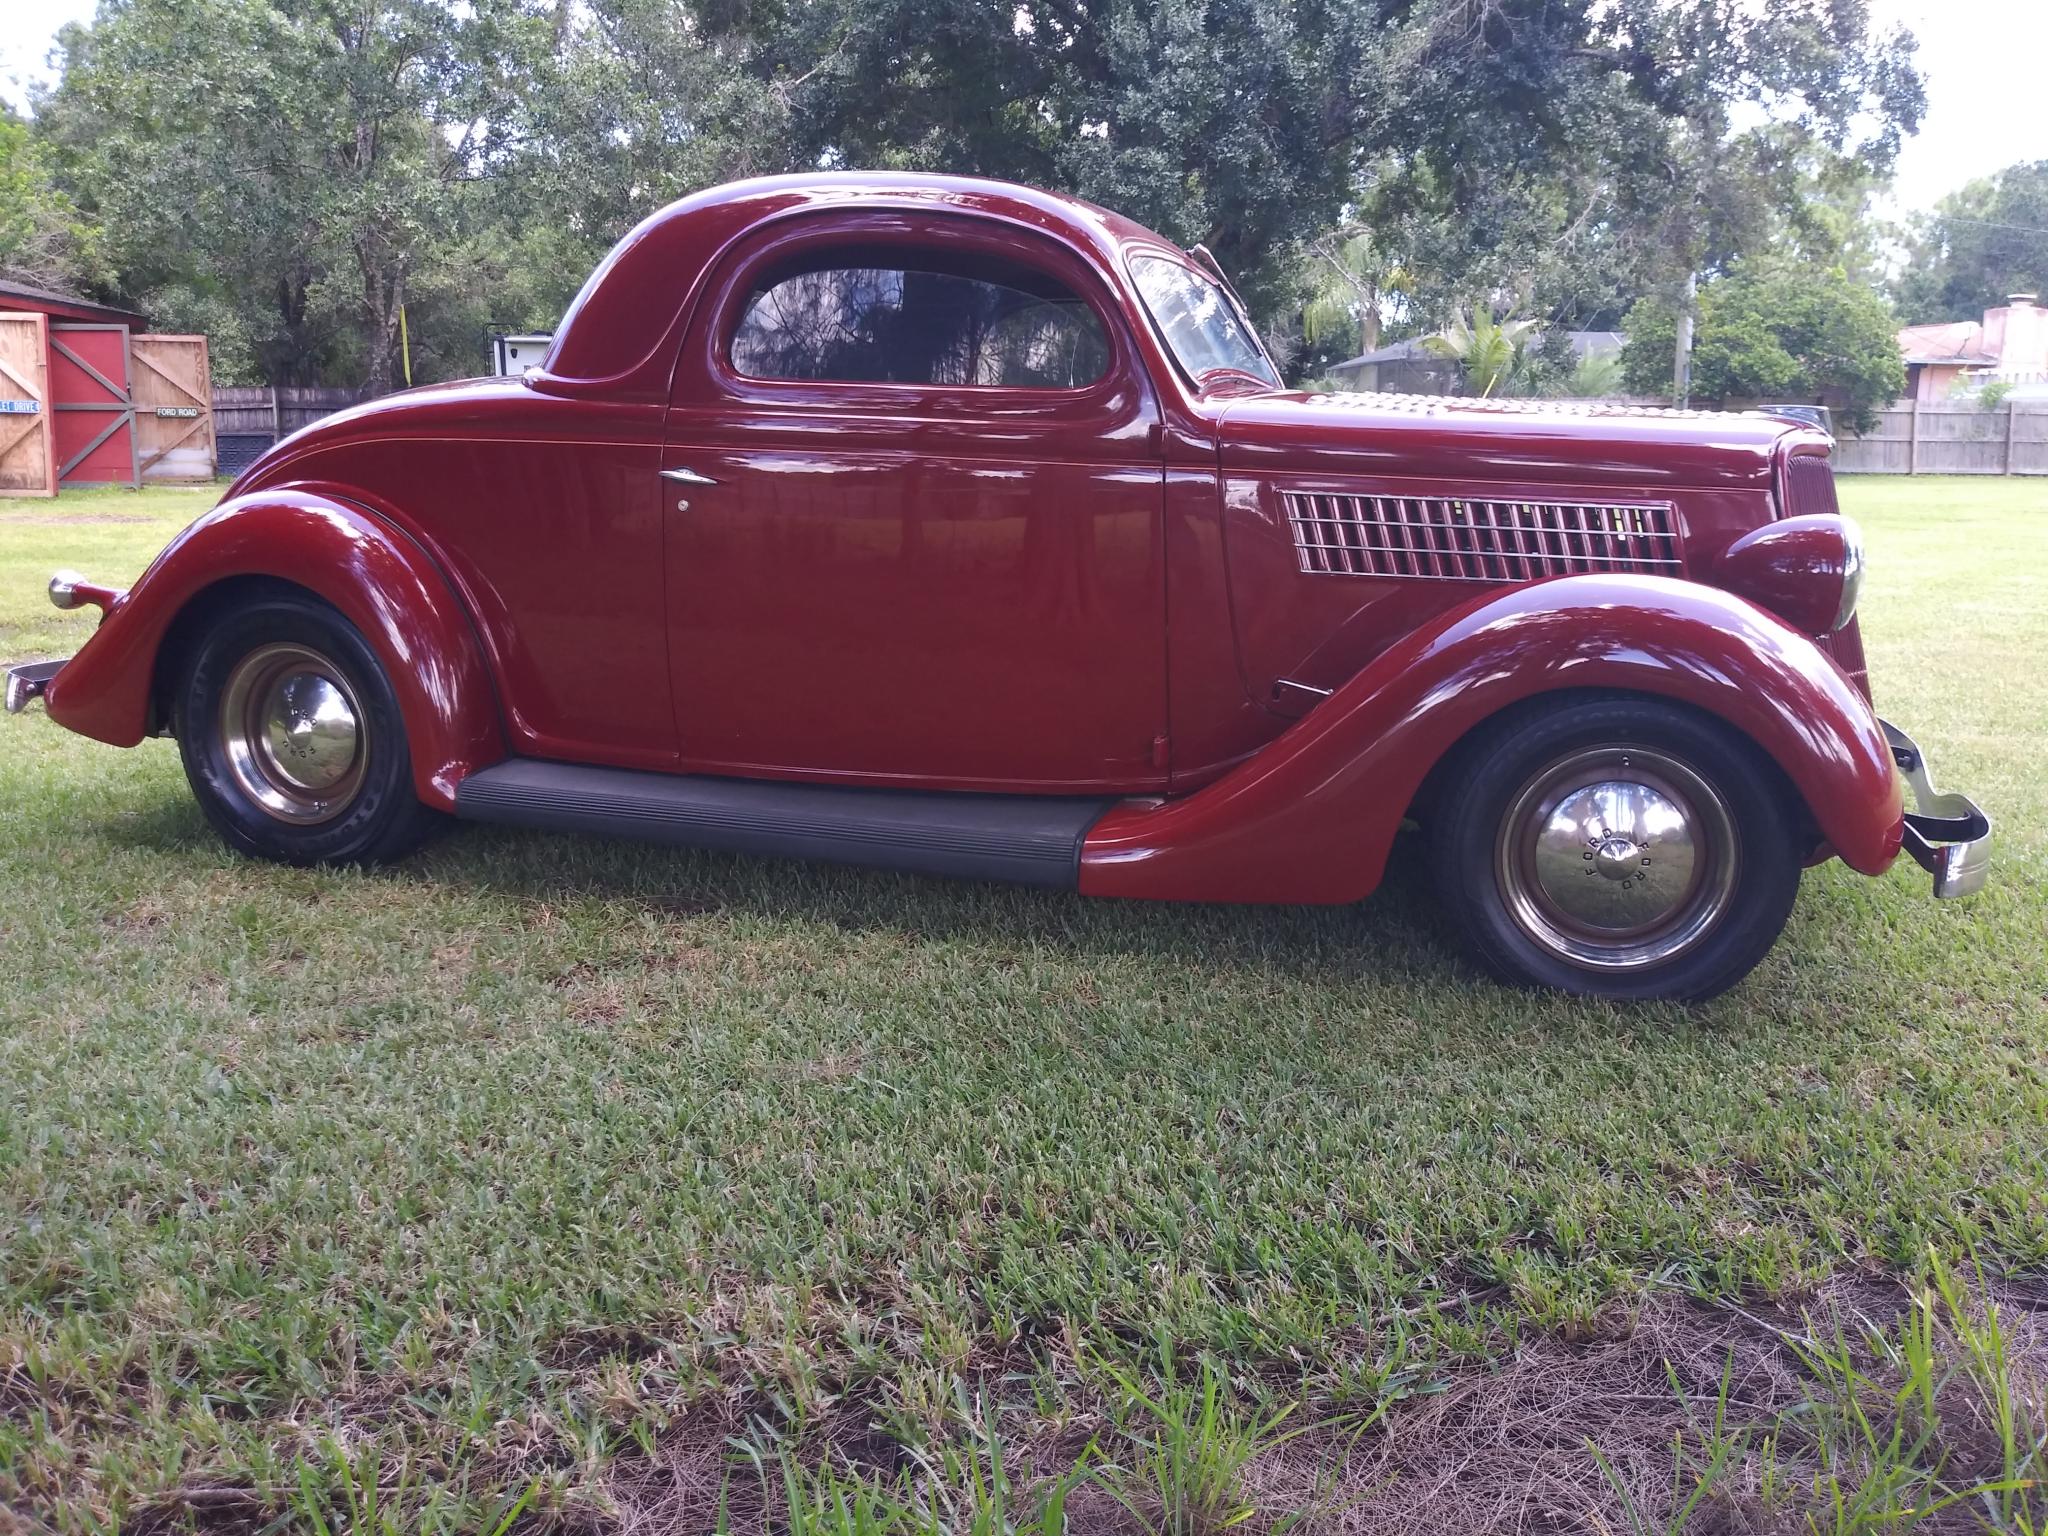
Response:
[7,174,1990,1000]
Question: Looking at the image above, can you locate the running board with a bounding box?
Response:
[454,760,1114,889]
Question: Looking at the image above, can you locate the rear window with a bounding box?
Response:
[731,249,1109,389]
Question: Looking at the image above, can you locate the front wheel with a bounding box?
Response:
[174,592,436,865]
[1428,696,1802,1001]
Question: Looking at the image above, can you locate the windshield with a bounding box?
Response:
[1128,253,1280,389]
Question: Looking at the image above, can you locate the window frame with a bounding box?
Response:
[1119,242,1282,396]
[727,246,1113,393]
[690,210,1146,419]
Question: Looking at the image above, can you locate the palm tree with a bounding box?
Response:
[1301,226,1409,360]
[1557,348,1625,399]
[1423,309,1543,397]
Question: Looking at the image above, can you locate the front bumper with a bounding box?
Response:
[1881,719,1991,898]
[4,658,67,714]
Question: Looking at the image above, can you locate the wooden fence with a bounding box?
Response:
[1836,400,2048,475]
[212,385,366,476]
[212,385,366,437]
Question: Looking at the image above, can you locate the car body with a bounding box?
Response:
[6,173,1991,999]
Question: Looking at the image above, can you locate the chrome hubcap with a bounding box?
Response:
[219,643,366,824]
[1497,746,1738,971]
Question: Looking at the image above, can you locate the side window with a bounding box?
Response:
[730,246,1110,389]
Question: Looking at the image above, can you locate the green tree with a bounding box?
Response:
[39,0,503,386]
[728,0,1414,310]
[743,0,1923,326]
[35,0,792,387]
[0,112,106,293]
[22,0,1925,392]
[1897,161,2048,323]
[1619,265,1903,432]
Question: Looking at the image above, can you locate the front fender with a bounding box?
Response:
[1081,574,1903,904]
[44,491,505,809]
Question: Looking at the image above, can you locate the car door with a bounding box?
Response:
[661,210,1168,792]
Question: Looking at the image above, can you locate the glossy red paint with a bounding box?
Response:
[1080,574,1904,904]
[1714,514,1859,637]
[231,384,676,771]
[33,172,1915,900]
[44,492,503,807]
[660,207,1167,789]
[537,174,1182,405]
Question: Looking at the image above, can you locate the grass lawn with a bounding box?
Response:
[1,477,2044,1532]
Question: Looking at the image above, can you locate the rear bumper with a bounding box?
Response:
[1881,719,1991,898]
[4,658,66,715]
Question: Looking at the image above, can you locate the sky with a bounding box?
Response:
[1869,0,2048,213]
[5,0,2046,217]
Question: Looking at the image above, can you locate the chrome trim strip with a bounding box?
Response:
[1832,514,1865,630]
[1880,719,1992,899]
[1270,677,1333,712]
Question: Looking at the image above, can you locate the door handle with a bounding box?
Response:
[660,467,719,486]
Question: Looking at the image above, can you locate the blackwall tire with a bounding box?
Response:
[173,593,436,865]
[1428,695,1802,1002]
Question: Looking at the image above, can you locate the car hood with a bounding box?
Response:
[1215,390,1805,491]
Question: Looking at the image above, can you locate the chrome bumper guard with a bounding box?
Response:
[1880,719,1991,899]
[4,658,66,714]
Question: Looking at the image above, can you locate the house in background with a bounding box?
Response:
[1325,337,1460,394]
[1897,294,2048,404]
[1325,329,1625,395]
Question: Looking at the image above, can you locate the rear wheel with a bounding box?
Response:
[1428,696,1801,1001]
[174,592,435,864]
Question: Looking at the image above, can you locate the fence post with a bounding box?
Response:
[269,387,282,442]
[1907,398,1920,475]
[2007,402,2017,476]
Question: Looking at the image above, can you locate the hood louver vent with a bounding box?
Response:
[1283,493,1682,583]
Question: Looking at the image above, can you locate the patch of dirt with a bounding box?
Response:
[543,1325,676,1373]
[1273,1277,2045,1535]
[123,1485,272,1536]
[596,1277,2048,1536]
[1255,1295,1813,1533]
[602,1412,762,1536]
[92,1276,2048,1536]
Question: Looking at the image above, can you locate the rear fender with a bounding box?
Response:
[1081,573,1903,903]
[44,491,504,809]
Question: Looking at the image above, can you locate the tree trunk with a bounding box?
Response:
[360,245,403,397]
[1673,269,1697,407]
[362,280,393,396]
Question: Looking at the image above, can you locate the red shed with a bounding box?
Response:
[0,280,216,496]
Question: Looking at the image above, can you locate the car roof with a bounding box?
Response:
[538,173,1181,398]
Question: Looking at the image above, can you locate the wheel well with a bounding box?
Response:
[1402,686,1818,848]
[148,575,329,736]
